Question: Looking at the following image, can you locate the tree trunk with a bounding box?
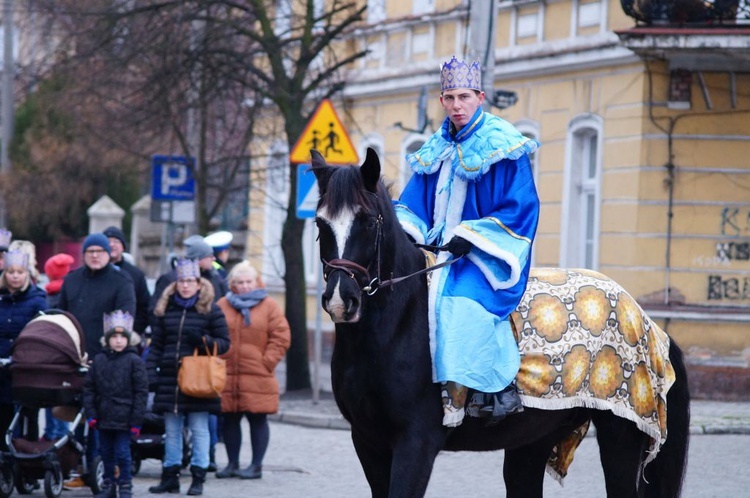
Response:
[282,206,311,391]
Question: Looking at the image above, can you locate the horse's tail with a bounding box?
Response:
[643,338,690,498]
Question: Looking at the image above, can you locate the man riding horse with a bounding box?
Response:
[394,56,540,427]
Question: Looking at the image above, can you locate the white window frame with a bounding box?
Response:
[413,0,435,16]
[571,0,608,36]
[515,119,541,266]
[367,0,386,24]
[262,141,290,286]
[399,134,429,191]
[358,133,385,168]
[510,4,545,46]
[560,114,603,270]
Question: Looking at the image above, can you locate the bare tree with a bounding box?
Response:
[17,0,368,390]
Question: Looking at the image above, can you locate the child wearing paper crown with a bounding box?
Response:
[83,311,148,498]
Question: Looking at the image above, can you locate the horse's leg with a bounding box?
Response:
[591,411,649,498]
[351,429,393,498]
[388,430,445,498]
[503,433,564,498]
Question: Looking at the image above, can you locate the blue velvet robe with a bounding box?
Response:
[394,109,540,392]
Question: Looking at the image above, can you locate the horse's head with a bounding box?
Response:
[311,148,386,323]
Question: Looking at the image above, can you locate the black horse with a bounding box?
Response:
[311,148,690,498]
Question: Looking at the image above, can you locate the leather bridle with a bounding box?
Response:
[321,214,462,296]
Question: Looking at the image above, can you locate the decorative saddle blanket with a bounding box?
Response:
[509,268,676,481]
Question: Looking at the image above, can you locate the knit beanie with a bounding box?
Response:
[103,226,127,251]
[184,235,213,260]
[82,233,111,255]
[44,253,75,281]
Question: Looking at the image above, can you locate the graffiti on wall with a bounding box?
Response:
[704,208,750,300]
[707,275,750,300]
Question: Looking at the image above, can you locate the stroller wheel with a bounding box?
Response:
[131,457,141,476]
[85,456,105,495]
[43,469,63,498]
[0,465,14,498]
[13,466,37,495]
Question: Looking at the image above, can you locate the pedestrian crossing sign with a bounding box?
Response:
[289,99,359,165]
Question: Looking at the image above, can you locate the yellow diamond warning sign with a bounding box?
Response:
[289,99,359,165]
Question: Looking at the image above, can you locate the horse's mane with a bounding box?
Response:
[317,165,386,218]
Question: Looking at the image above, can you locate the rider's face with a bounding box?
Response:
[440,88,485,130]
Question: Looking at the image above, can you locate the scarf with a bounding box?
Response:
[174,292,200,309]
[226,289,267,325]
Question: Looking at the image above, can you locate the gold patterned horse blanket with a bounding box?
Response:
[510,268,676,481]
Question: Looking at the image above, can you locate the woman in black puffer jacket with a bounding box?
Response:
[146,259,229,496]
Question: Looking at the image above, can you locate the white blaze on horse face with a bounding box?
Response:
[318,205,359,321]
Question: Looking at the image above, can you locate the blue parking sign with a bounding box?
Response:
[151,155,196,201]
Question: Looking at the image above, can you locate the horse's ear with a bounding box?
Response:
[360,147,380,193]
[310,149,331,193]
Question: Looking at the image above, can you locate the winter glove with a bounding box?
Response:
[87,418,97,429]
[130,427,141,440]
[182,328,204,347]
[445,236,472,257]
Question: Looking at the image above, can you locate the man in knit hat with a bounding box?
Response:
[103,226,151,338]
[58,233,136,357]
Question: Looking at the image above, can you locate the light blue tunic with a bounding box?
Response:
[394,108,540,392]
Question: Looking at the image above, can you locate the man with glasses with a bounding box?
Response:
[58,232,136,357]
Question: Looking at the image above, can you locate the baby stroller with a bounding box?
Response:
[0,310,104,498]
[130,399,192,476]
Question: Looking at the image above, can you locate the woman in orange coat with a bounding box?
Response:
[215,261,290,480]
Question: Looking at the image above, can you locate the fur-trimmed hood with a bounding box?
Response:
[154,277,215,317]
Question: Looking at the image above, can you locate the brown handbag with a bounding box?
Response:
[177,337,226,398]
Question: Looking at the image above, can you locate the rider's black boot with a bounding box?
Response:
[480,384,524,427]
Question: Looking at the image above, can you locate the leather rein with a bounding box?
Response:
[321,214,462,296]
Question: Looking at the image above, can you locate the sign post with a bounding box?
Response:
[289,100,358,403]
[150,155,196,273]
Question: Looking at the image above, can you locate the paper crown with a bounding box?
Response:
[4,250,29,269]
[440,56,482,92]
[0,228,11,250]
[103,310,134,333]
[175,258,201,280]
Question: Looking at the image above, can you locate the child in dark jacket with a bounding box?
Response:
[83,311,148,498]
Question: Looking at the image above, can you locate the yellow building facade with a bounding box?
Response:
[250,0,750,373]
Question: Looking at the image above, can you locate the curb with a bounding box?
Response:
[272,412,750,436]
[270,412,350,431]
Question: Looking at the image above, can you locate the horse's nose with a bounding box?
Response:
[322,278,361,323]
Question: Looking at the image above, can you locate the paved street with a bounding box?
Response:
[53,421,750,497]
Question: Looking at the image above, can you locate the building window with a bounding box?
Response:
[262,141,289,286]
[517,13,538,38]
[413,0,435,15]
[400,136,427,190]
[367,0,386,23]
[515,120,540,266]
[359,134,384,167]
[561,115,602,269]
[669,69,692,110]
[578,1,602,28]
